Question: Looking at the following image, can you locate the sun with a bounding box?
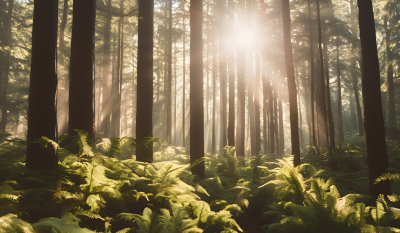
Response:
[235,29,255,47]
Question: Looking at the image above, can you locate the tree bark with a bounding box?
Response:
[182,7,186,147]
[282,0,300,166]
[384,16,396,138]
[336,34,344,143]
[100,0,112,137]
[167,0,173,145]
[0,0,14,132]
[190,0,205,178]
[357,0,391,198]
[136,0,154,162]
[68,0,96,149]
[26,0,58,170]
[227,0,235,147]
[307,0,316,147]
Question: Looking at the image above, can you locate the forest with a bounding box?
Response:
[0,0,400,232]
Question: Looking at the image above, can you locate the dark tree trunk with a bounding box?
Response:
[0,0,13,132]
[218,1,228,152]
[307,0,316,147]
[236,0,246,164]
[316,0,328,148]
[269,81,275,153]
[384,17,396,138]
[100,0,112,137]
[282,0,300,166]
[255,54,261,154]
[357,0,391,198]
[350,0,364,137]
[182,8,186,147]
[212,39,217,154]
[248,54,256,156]
[58,0,69,135]
[166,0,173,145]
[26,0,58,170]
[68,0,96,150]
[227,0,235,147]
[174,43,177,145]
[322,25,335,150]
[274,88,279,154]
[263,73,268,153]
[279,94,284,154]
[136,0,154,162]
[336,34,344,143]
[190,0,205,178]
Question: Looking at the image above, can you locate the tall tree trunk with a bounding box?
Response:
[26,0,58,170]
[174,43,177,145]
[131,58,136,137]
[182,9,186,147]
[119,4,124,137]
[282,0,300,166]
[357,0,391,198]
[58,0,68,135]
[255,54,261,154]
[269,81,275,153]
[68,0,96,150]
[212,39,217,154]
[336,34,344,143]
[274,88,279,154]
[307,0,316,147]
[322,23,335,150]
[279,94,284,154]
[190,0,205,178]
[263,73,268,153]
[167,0,173,145]
[111,19,121,138]
[350,0,364,137]
[218,0,227,151]
[236,0,246,164]
[136,0,154,162]
[0,0,14,132]
[100,0,112,137]
[316,0,328,148]
[248,52,256,156]
[227,0,235,147]
[384,17,396,138]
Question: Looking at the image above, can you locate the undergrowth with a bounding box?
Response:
[1,133,400,232]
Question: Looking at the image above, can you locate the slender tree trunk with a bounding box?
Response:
[100,0,112,137]
[182,9,186,147]
[274,88,279,154]
[119,4,124,137]
[282,0,300,166]
[357,0,391,198]
[0,0,14,132]
[58,0,68,135]
[269,81,275,153]
[322,24,335,150]
[384,17,396,138]
[167,0,173,145]
[212,39,217,154]
[350,0,364,137]
[136,0,154,162]
[255,54,261,154]
[227,0,235,147]
[68,0,96,150]
[131,58,136,137]
[190,0,205,178]
[218,0,227,151]
[263,73,268,153]
[336,34,344,143]
[307,0,316,147]
[248,52,256,156]
[279,94,284,154]
[316,0,328,148]
[26,0,58,170]
[174,43,177,145]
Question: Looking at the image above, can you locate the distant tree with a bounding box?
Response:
[26,0,58,170]
[100,0,112,138]
[282,0,300,166]
[136,0,154,162]
[68,0,96,149]
[227,0,235,147]
[357,0,391,198]
[190,0,204,178]
[0,0,13,132]
[307,0,316,147]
